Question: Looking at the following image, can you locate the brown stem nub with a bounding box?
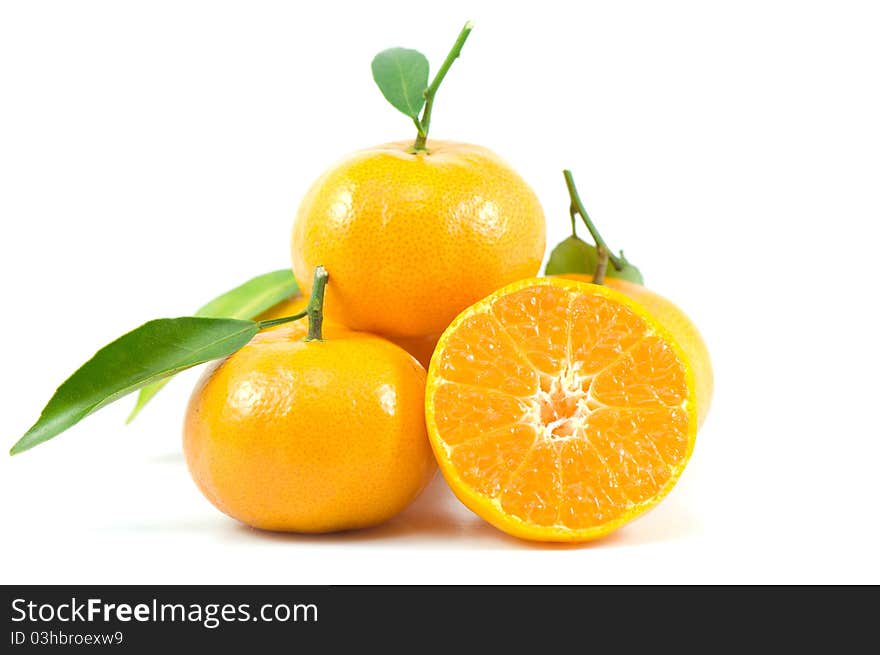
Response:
[593,245,609,286]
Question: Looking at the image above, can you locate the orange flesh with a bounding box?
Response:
[429,283,693,533]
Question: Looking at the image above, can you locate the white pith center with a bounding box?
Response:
[532,363,598,442]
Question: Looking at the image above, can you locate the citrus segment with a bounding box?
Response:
[449,424,538,498]
[431,312,538,397]
[499,442,564,527]
[568,292,647,376]
[431,382,531,445]
[559,274,712,427]
[488,284,572,376]
[590,336,688,409]
[426,277,698,542]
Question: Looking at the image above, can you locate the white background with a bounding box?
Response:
[1,0,878,584]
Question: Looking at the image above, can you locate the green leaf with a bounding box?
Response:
[11,317,259,455]
[196,269,298,319]
[609,257,644,285]
[545,236,598,275]
[371,47,429,119]
[545,238,645,284]
[127,269,298,422]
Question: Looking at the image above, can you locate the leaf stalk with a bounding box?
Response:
[412,21,473,152]
[563,169,625,271]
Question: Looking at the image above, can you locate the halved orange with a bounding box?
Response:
[425,277,698,542]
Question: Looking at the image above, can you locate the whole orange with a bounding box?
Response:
[183,326,436,532]
[385,332,440,370]
[291,140,546,337]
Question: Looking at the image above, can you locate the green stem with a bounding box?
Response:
[563,170,624,271]
[593,245,609,285]
[412,21,473,152]
[305,265,329,341]
[412,117,426,140]
[255,266,330,339]
[257,311,308,331]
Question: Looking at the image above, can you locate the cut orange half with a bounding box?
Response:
[425,277,698,542]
